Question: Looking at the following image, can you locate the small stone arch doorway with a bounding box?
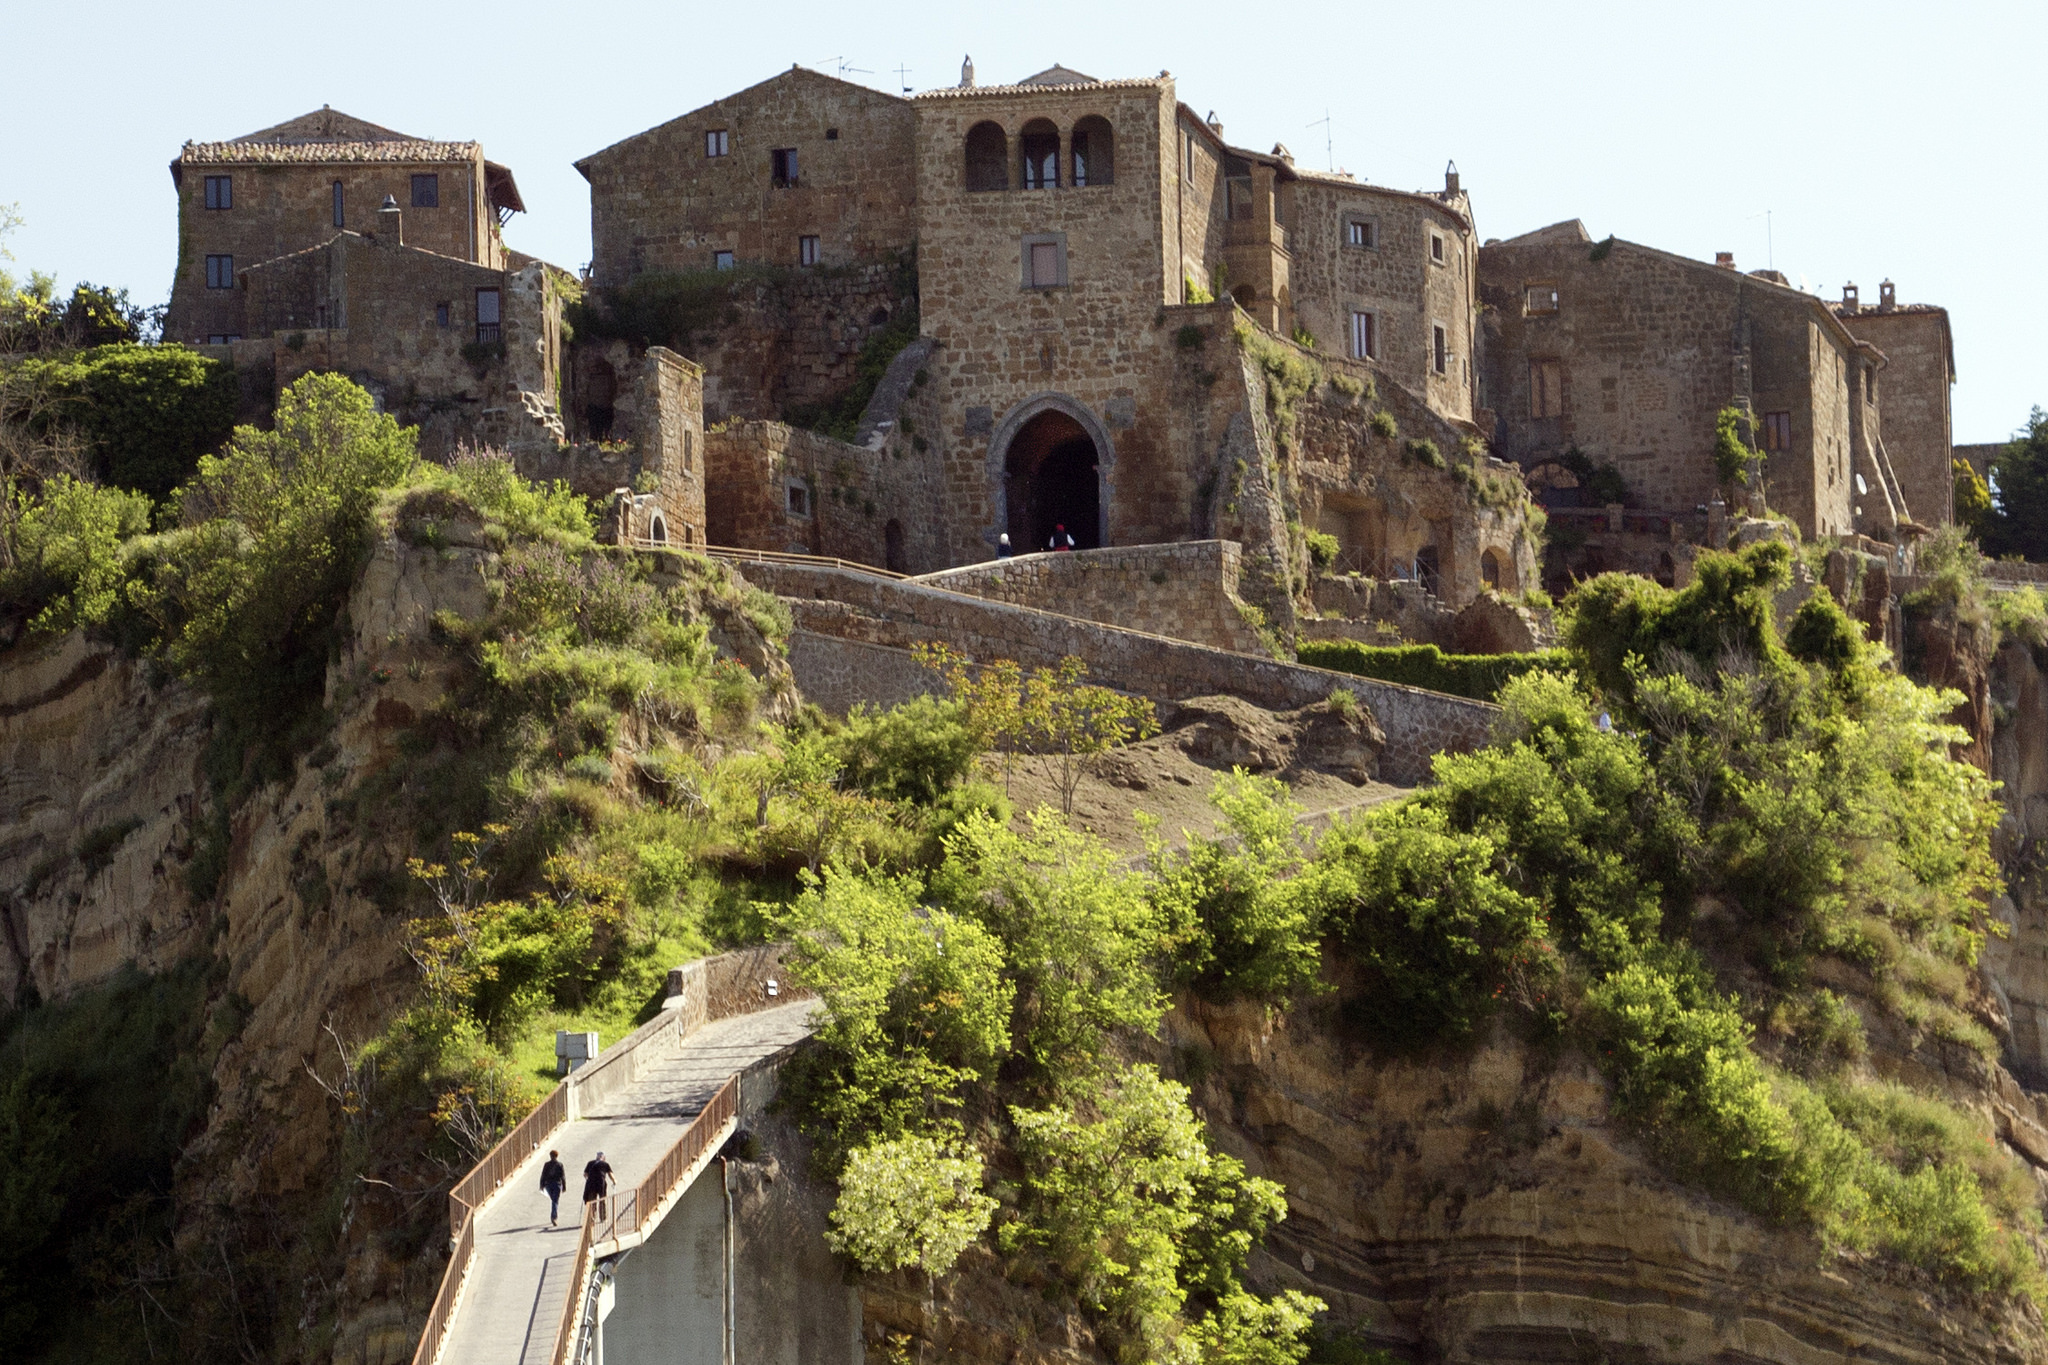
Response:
[1002,408,1103,552]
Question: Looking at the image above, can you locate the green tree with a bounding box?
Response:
[0,474,150,634]
[9,344,237,499]
[827,1134,997,1275]
[1954,458,1995,543]
[1983,408,2048,560]
[778,868,1013,1169]
[130,371,418,707]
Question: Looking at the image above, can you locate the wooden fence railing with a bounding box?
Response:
[410,1204,474,1365]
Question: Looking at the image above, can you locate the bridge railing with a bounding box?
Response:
[408,944,806,1365]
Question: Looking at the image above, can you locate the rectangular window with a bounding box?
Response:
[1348,311,1377,360]
[332,180,344,228]
[1524,282,1558,315]
[411,174,439,208]
[204,254,234,289]
[771,148,798,188]
[475,287,501,342]
[799,235,821,266]
[713,250,735,270]
[786,481,811,518]
[1344,217,1376,248]
[1764,411,1792,451]
[1433,324,1448,375]
[203,175,231,210]
[1530,360,1563,418]
[435,302,450,328]
[1027,240,1062,288]
[705,129,729,157]
[683,428,694,472]
[1430,232,1445,264]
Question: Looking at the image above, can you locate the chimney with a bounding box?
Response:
[1878,279,1896,313]
[960,54,974,88]
[1842,282,1859,313]
[1445,160,1460,195]
[377,194,402,245]
[1715,251,1736,270]
[1206,109,1224,138]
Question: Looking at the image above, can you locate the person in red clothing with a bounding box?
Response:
[1049,524,1075,551]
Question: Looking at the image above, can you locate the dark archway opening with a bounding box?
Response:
[1004,410,1101,552]
[584,357,617,440]
[884,519,906,572]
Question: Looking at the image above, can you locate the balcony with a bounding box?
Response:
[476,323,501,344]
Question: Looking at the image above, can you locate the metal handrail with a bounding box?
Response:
[697,543,909,580]
[411,1207,475,1365]
[553,1077,741,1365]
[551,1201,599,1365]
[447,1084,569,1242]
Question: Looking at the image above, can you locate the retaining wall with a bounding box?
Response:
[734,559,1496,785]
[913,540,1271,655]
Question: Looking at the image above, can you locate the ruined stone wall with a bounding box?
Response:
[706,419,944,570]
[1292,346,1535,604]
[915,540,1273,655]
[728,557,1497,784]
[1842,305,1954,525]
[247,239,560,458]
[1289,177,1476,423]
[578,69,916,284]
[167,151,495,343]
[1480,236,1863,539]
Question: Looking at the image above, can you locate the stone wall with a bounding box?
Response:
[915,540,1274,655]
[1479,228,1889,541]
[578,67,917,284]
[168,141,501,344]
[518,346,706,546]
[1290,174,1477,423]
[725,557,1497,785]
[706,418,944,570]
[1838,302,1954,526]
[239,235,563,458]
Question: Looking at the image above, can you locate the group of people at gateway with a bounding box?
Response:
[538,1149,613,1228]
[995,524,1079,557]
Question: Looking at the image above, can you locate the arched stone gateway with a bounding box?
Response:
[989,394,1114,553]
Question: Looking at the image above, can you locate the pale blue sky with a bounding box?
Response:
[4,0,2038,441]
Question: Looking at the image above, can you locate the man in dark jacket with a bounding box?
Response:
[539,1150,566,1226]
[582,1151,615,1221]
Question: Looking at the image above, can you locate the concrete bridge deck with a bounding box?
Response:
[438,1000,820,1365]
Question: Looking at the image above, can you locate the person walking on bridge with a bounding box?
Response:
[539,1149,566,1227]
[582,1151,615,1222]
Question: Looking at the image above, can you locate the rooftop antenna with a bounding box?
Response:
[811,56,872,80]
[1308,108,1334,171]
[895,63,913,93]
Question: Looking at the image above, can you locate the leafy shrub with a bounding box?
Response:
[443,448,594,542]
[1403,438,1444,469]
[7,343,236,499]
[1368,410,1398,440]
[1714,404,1756,486]
[1327,373,1365,400]
[831,695,979,805]
[1319,804,1552,1045]
[827,1135,997,1275]
[1298,639,1566,701]
[1150,773,1328,1007]
[0,474,150,633]
[1304,530,1340,571]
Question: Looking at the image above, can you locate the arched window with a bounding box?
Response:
[648,511,668,545]
[965,122,1008,192]
[1072,115,1114,186]
[1019,119,1060,190]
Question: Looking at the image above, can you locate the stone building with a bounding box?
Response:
[1835,280,1955,527]
[1479,221,1921,587]
[166,107,524,345]
[582,62,1527,622]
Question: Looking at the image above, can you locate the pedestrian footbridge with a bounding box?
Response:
[412,947,820,1365]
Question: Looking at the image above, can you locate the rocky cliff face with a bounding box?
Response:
[1176,996,2045,1365]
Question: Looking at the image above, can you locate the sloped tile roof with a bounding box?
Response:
[180,139,480,164]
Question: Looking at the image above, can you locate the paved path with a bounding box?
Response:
[439,1000,820,1365]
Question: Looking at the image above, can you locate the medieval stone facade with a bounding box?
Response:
[1835,282,1955,528]
[166,107,523,345]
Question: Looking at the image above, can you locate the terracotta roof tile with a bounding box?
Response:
[179,139,480,165]
[913,76,1165,100]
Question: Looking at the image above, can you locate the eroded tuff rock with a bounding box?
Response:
[1176,995,2046,1365]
